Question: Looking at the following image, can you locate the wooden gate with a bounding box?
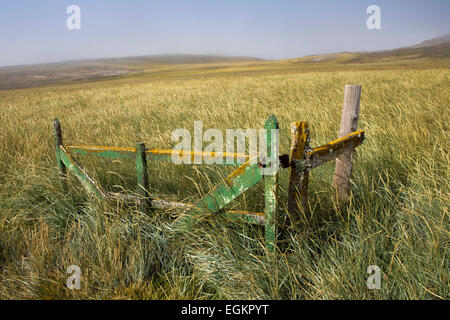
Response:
[53,85,365,252]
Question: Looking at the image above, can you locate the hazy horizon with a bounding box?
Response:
[1,0,449,67]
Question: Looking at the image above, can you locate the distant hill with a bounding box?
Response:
[345,34,450,63]
[0,54,262,90]
[90,53,263,65]
[408,34,450,48]
[288,34,450,65]
[1,35,449,90]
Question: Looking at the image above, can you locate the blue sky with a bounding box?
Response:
[0,0,449,66]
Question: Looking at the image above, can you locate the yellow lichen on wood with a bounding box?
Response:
[147,149,251,162]
[65,145,252,163]
[224,156,258,186]
[307,130,364,169]
[66,145,136,153]
[288,121,310,222]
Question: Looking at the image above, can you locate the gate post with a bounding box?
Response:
[263,115,279,252]
[287,121,310,226]
[52,118,67,191]
[136,142,150,212]
[333,84,361,200]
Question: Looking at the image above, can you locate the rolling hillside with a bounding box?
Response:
[0,54,262,90]
[1,35,449,90]
[285,34,450,65]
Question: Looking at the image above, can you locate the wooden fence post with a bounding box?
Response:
[136,142,150,212]
[287,121,310,225]
[264,115,279,252]
[333,84,361,200]
[52,118,67,191]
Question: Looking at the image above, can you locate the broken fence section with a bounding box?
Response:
[52,85,364,252]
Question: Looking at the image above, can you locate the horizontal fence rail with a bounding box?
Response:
[107,192,266,225]
[306,130,365,169]
[65,145,252,165]
[64,130,364,170]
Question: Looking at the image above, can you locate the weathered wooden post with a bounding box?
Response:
[263,115,279,252]
[52,118,67,191]
[333,84,361,200]
[136,142,150,212]
[287,121,310,224]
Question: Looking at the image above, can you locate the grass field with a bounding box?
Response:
[0,53,448,299]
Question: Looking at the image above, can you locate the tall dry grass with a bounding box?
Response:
[0,67,448,299]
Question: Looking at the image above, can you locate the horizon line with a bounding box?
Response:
[1,33,448,69]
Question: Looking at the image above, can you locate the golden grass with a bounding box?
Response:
[0,61,448,299]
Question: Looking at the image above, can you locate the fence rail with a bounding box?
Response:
[65,145,252,164]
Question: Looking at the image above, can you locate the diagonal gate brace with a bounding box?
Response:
[174,157,264,227]
[58,146,107,199]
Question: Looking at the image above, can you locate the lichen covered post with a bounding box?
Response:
[333,84,361,200]
[136,142,150,212]
[52,118,67,191]
[287,121,310,225]
[263,115,279,252]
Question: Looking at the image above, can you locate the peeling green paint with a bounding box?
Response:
[264,115,279,252]
[59,146,106,199]
[194,158,262,214]
[136,142,150,212]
